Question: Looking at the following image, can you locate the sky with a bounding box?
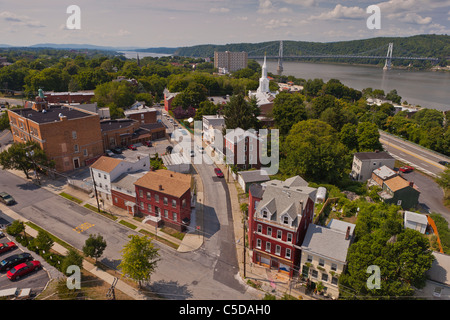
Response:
[0,0,449,48]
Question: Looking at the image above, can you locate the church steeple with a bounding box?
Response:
[257,53,270,93]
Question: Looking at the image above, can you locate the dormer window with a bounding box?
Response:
[283,216,289,225]
[262,210,268,219]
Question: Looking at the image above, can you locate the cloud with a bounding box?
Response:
[282,0,316,7]
[209,7,230,13]
[263,18,293,29]
[0,11,46,28]
[309,4,366,20]
[258,0,276,14]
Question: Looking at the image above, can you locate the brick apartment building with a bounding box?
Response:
[248,176,317,277]
[214,51,248,73]
[44,91,95,104]
[8,90,103,172]
[134,169,192,231]
[124,102,158,124]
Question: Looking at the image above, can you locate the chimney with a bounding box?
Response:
[159,184,163,190]
[345,226,351,240]
[409,181,414,187]
[170,173,173,177]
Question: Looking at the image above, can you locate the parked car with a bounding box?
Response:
[190,150,195,157]
[399,166,414,173]
[197,146,205,153]
[0,192,15,205]
[112,147,123,154]
[105,149,114,157]
[0,241,17,254]
[0,253,33,272]
[7,260,41,280]
[438,160,449,166]
[144,141,152,147]
[128,145,137,150]
[214,168,224,178]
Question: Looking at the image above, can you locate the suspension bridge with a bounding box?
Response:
[248,41,440,74]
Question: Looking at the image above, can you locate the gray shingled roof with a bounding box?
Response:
[301,224,354,263]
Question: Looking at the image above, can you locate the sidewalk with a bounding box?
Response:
[1,167,203,300]
[215,162,316,300]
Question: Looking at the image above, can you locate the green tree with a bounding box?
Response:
[436,166,450,192]
[223,94,260,130]
[118,235,160,288]
[340,123,358,151]
[0,141,54,179]
[356,122,383,152]
[82,233,107,262]
[30,230,54,253]
[271,92,306,135]
[61,249,84,274]
[281,119,349,184]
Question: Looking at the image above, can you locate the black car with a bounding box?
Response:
[439,160,449,166]
[112,147,123,154]
[0,252,33,272]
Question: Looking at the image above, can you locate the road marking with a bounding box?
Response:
[381,138,446,171]
[73,222,95,234]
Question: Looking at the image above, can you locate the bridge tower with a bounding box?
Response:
[383,42,393,70]
[277,40,283,77]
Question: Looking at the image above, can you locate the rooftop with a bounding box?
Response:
[112,171,147,192]
[354,151,394,161]
[134,169,191,198]
[373,165,397,180]
[404,211,428,225]
[10,105,96,124]
[301,223,354,263]
[238,170,270,183]
[100,119,137,132]
[384,176,418,192]
[90,156,123,173]
[426,252,450,286]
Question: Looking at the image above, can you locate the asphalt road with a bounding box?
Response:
[0,168,256,300]
[379,131,448,177]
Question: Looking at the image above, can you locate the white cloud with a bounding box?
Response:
[0,11,45,28]
[209,7,230,13]
[309,4,366,20]
[258,0,276,14]
[264,18,293,29]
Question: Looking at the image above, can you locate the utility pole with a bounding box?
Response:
[243,218,246,278]
[90,167,101,212]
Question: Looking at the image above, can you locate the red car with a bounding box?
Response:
[399,166,414,173]
[128,145,137,150]
[0,241,17,254]
[214,168,224,178]
[7,260,41,280]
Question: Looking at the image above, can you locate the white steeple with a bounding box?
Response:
[257,54,270,93]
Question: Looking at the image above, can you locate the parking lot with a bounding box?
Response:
[0,233,58,299]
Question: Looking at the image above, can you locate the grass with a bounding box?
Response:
[139,229,179,250]
[83,204,118,220]
[25,221,74,252]
[160,226,185,241]
[59,192,83,204]
[119,220,138,230]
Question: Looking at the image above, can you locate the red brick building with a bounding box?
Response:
[248,176,317,277]
[44,91,95,104]
[134,170,192,231]
[8,91,103,172]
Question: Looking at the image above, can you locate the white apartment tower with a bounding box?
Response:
[214,51,248,73]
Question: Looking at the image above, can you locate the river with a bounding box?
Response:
[263,60,450,112]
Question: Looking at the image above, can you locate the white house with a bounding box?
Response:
[90,154,150,205]
[350,151,395,182]
[419,252,450,299]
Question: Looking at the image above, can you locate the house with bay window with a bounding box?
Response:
[248,175,317,277]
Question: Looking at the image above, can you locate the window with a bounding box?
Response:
[283,216,289,225]
[331,263,337,271]
[322,273,328,282]
[72,131,77,139]
[164,209,168,218]
[267,227,272,237]
[307,255,313,262]
[182,199,186,207]
[155,194,159,202]
[140,202,144,209]
[146,192,151,200]
[98,172,101,178]
[285,248,291,259]
[155,206,161,216]
[173,212,177,221]
[83,149,88,157]
[139,190,143,198]
[104,174,107,179]
[275,245,281,255]
[172,199,176,208]
[277,230,282,239]
[164,197,168,205]
[262,210,268,219]
[114,197,118,203]
[265,242,271,252]
[397,200,402,206]
[256,239,261,249]
[331,277,338,285]
[74,144,79,153]
[319,259,325,267]
[287,233,292,243]
[311,270,318,278]
[257,224,262,233]
[147,204,152,213]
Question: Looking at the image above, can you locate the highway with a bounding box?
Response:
[379,131,448,178]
